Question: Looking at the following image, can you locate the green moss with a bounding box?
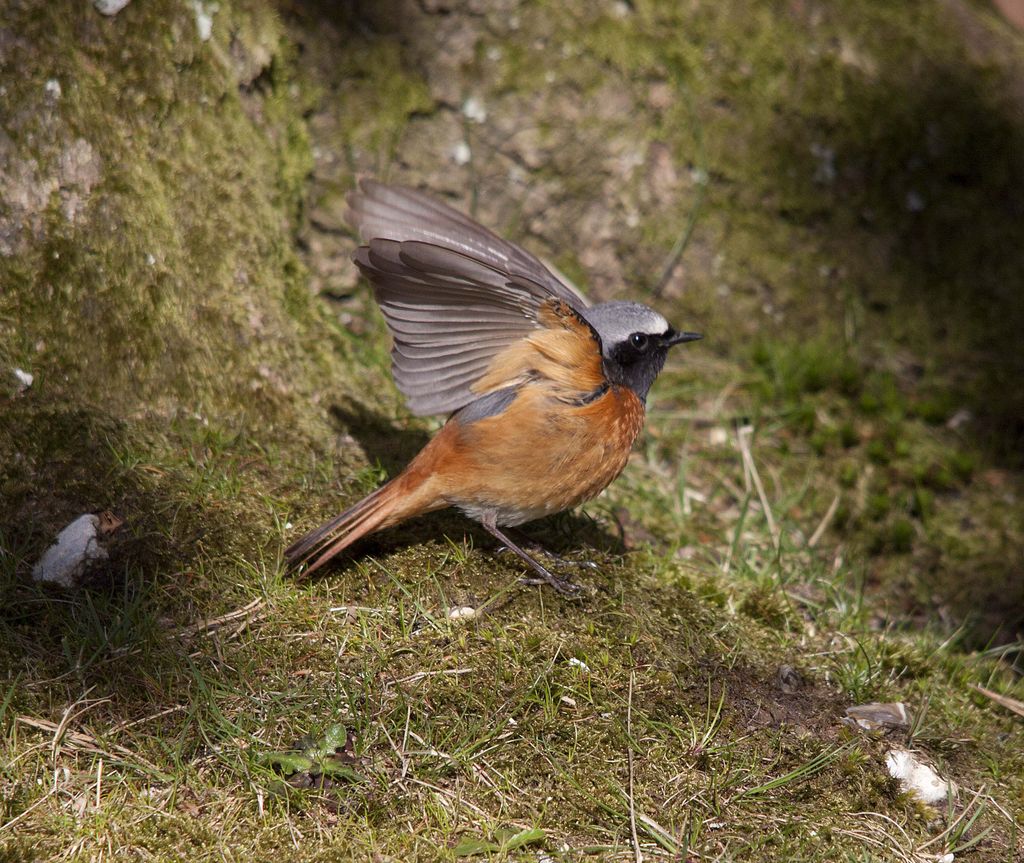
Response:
[909,488,934,520]
[858,373,905,418]
[751,336,863,403]
[865,439,892,466]
[949,450,976,484]
[838,421,859,449]
[0,0,332,429]
[738,584,792,631]
[887,518,915,554]
[327,39,433,173]
[910,393,955,425]
[866,493,891,521]
[912,451,974,492]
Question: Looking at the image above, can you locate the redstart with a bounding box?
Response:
[286,180,701,592]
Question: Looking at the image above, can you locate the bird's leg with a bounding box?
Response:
[480,516,582,596]
[495,527,598,570]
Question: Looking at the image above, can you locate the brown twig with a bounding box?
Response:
[16,715,162,775]
[808,493,841,549]
[971,684,1024,719]
[177,598,266,639]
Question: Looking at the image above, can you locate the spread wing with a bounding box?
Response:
[348,180,593,416]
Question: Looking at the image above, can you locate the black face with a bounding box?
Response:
[605,331,672,402]
[604,328,703,401]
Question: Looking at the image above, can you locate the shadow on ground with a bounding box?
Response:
[764,51,1024,641]
[771,57,1024,466]
[0,405,178,719]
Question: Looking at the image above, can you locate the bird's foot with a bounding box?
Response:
[483,522,589,596]
[517,570,584,596]
[524,547,599,570]
[496,534,599,571]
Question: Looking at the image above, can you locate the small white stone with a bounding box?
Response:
[44,79,61,99]
[946,408,972,430]
[93,0,132,15]
[447,606,476,621]
[13,368,33,390]
[145,253,156,266]
[461,96,487,124]
[451,141,471,166]
[567,657,590,674]
[32,515,108,587]
[886,748,952,804]
[709,427,729,446]
[559,694,577,709]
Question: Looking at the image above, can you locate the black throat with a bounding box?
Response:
[603,345,670,403]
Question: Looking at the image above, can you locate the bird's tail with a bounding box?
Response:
[284,481,403,576]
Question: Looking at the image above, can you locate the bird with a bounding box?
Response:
[285,179,702,592]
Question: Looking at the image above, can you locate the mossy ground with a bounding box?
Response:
[1,1,1022,860]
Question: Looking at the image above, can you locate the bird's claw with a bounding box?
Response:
[518,573,584,596]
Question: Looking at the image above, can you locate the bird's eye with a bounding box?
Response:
[630,332,649,351]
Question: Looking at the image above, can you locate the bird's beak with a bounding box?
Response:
[664,330,703,346]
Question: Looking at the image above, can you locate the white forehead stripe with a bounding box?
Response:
[638,310,670,334]
[582,301,671,347]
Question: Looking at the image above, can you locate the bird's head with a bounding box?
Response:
[582,301,702,402]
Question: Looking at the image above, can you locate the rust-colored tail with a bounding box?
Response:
[285,481,404,576]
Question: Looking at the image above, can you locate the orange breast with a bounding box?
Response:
[412,384,646,527]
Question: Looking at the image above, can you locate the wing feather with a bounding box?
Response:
[393,341,512,360]
[348,181,593,415]
[350,180,588,306]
